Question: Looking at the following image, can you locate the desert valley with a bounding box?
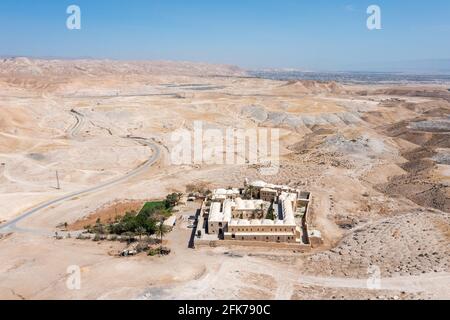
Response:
[0,58,449,300]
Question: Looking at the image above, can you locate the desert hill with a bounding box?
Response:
[0,57,247,78]
[273,80,347,95]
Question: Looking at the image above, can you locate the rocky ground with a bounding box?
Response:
[302,210,449,278]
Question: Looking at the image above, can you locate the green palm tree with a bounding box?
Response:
[136,226,146,241]
[156,219,168,252]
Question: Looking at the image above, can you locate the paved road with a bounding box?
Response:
[0,137,161,234]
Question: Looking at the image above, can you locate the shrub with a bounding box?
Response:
[76,234,90,240]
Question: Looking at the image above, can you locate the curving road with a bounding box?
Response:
[68,109,86,138]
[0,136,161,234]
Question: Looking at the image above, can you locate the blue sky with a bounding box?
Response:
[0,0,449,71]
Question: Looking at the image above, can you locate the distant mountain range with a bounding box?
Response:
[0,57,247,78]
[2,55,450,75]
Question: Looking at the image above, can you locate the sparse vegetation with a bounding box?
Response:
[186,183,211,197]
[148,247,171,256]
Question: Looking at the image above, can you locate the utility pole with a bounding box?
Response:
[56,170,60,190]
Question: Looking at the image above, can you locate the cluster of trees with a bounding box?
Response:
[164,193,183,209]
[88,193,183,237]
[108,210,156,235]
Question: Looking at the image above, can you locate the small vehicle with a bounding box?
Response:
[120,249,137,257]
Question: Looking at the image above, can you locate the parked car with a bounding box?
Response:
[120,249,137,257]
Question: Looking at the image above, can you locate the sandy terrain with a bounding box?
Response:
[0,58,449,300]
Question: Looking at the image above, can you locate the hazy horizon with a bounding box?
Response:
[1,1,450,73]
[2,55,450,75]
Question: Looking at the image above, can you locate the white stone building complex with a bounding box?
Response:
[196,180,313,245]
